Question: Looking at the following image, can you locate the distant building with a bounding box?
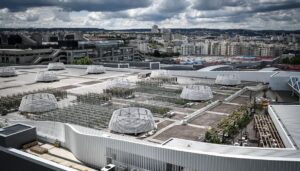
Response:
[151,25,160,33]
[181,43,195,56]
[160,28,171,34]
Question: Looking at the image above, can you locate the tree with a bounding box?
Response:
[153,50,161,57]
[290,56,300,65]
[281,57,290,64]
[280,56,300,65]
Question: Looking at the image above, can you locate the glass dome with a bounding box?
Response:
[0,67,17,77]
[86,65,105,74]
[35,71,59,82]
[180,85,213,101]
[150,70,172,78]
[105,78,131,89]
[215,73,241,86]
[48,62,65,70]
[109,107,156,134]
[19,93,58,113]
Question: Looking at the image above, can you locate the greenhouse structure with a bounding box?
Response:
[35,71,59,82]
[109,107,156,134]
[150,70,177,83]
[86,65,105,74]
[19,93,58,113]
[150,70,172,78]
[180,85,213,101]
[106,78,131,89]
[48,62,65,70]
[215,73,241,86]
[0,67,17,77]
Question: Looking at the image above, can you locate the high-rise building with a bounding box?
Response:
[151,25,160,33]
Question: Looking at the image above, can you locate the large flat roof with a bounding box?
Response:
[0,66,133,96]
[271,71,300,77]
[269,105,300,149]
[197,65,233,71]
[163,138,300,160]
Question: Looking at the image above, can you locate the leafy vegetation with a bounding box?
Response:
[280,56,300,65]
[104,87,135,98]
[136,80,164,87]
[135,86,181,96]
[147,50,180,58]
[150,77,178,84]
[205,128,221,144]
[130,103,170,116]
[205,106,251,144]
[72,56,93,65]
[152,96,189,105]
[77,93,112,105]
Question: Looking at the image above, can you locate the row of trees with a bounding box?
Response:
[205,106,251,144]
[72,56,93,65]
[103,87,135,99]
[147,50,180,58]
[280,56,300,65]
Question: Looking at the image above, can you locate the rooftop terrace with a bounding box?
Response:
[0,65,298,152]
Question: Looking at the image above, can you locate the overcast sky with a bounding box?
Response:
[0,0,300,30]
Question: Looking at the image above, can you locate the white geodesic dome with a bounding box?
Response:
[86,65,105,74]
[150,70,172,78]
[109,107,156,134]
[106,78,131,89]
[215,73,241,86]
[19,93,58,113]
[48,62,65,70]
[35,71,59,82]
[180,85,213,101]
[0,67,17,77]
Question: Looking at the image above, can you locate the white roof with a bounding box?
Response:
[163,138,300,160]
[271,71,300,77]
[259,67,280,71]
[198,65,232,71]
[0,49,25,51]
[269,105,300,149]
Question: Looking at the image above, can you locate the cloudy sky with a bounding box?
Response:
[0,0,300,30]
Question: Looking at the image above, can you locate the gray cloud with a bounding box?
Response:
[89,0,190,22]
[135,0,189,21]
[0,0,152,12]
[158,0,190,13]
[251,1,300,13]
[192,0,300,13]
[0,0,300,30]
[193,0,247,11]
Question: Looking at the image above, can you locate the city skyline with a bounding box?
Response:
[1,0,300,30]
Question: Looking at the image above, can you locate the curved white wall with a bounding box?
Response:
[10,121,300,171]
[63,124,300,171]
